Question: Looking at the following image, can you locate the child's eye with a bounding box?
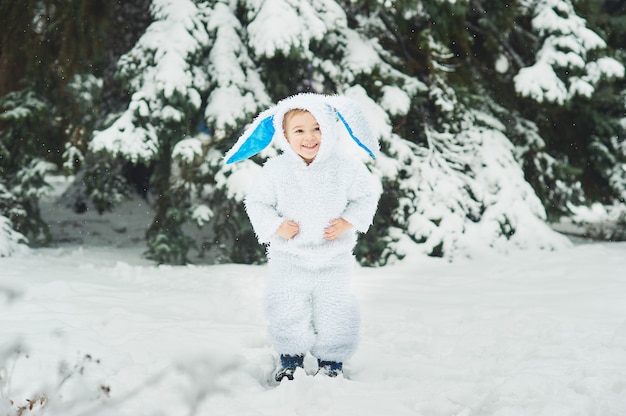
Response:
[295,129,304,133]
[314,127,321,131]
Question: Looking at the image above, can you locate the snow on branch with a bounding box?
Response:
[514,0,624,104]
[0,215,27,257]
[204,2,271,137]
[246,0,345,58]
[380,107,571,261]
[91,0,209,162]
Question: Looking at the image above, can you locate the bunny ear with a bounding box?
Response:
[336,111,376,159]
[225,109,275,164]
[328,95,379,159]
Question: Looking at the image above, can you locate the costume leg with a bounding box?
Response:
[264,256,315,356]
[310,255,360,363]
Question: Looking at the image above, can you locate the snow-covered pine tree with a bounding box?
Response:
[90,0,210,264]
[560,0,626,238]
[0,0,115,253]
[511,0,625,217]
[514,0,623,105]
[345,0,569,260]
[190,1,273,264]
[0,89,53,246]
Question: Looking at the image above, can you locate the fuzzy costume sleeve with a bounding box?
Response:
[243,164,285,244]
[341,162,381,233]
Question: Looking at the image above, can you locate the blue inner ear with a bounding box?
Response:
[226,115,275,164]
[336,111,376,159]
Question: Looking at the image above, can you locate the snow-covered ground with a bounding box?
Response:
[1,179,626,415]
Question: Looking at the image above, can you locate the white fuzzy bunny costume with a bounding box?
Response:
[225,93,380,363]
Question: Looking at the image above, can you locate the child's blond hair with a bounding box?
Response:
[282,108,310,135]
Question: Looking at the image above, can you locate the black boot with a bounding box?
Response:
[275,354,304,382]
[317,359,343,377]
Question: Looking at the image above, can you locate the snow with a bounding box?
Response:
[380,85,411,116]
[140,0,209,99]
[247,0,344,58]
[204,2,271,134]
[494,54,509,74]
[469,128,569,253]
[0,216,27,258]
[2,179,626,416]
[340,30,381,77]
[190,204,213,227]
[515,62,568,104]
[222,161,262,202]
[90,111,159,164]
[172,137,203,163]
[586,57,626,83]
[532,3,605,51]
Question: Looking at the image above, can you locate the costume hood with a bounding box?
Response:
[224,93,379,165]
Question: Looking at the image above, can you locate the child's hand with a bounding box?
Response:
[277,220,300,239]
[324,218,353,241]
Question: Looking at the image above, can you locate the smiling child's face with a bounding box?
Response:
[283,110,321,165]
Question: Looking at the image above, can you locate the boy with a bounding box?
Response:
[225,93,380,381]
